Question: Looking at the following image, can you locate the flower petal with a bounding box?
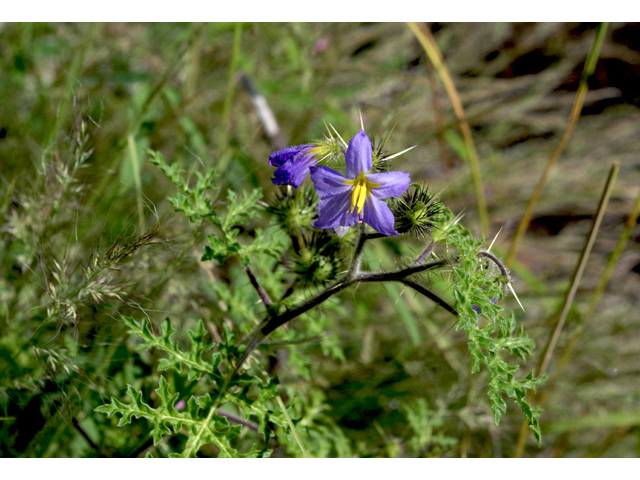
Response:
[362,197,398,236]
[309,165,351,198]
[367,171,411,200]
[345,130,373,179]
[268,145,313,167]
[312,190,359,229]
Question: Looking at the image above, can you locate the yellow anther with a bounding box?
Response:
[344,171,380,215]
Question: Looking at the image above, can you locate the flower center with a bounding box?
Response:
[343,171,380,215]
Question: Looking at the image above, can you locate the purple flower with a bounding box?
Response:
[309,130,410,236]
[269,144,323,188]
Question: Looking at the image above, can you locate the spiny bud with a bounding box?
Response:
[266,187,319,236]
[311,136,346,165]
[392,184,443,237]
[290,231,344,287]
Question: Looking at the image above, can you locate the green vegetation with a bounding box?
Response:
[1,22,639,458]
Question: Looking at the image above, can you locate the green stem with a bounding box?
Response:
[407,22,489,237]
[536,162,618,377]
[513,161,619,457]
[127,134,146,233]
[506,22,609,266]
[276,395,310,458]
[217,22,243,170]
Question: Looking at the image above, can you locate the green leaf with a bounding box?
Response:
[122,316,223,383]
[448,217,545,442]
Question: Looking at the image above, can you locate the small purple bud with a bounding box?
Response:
[471,297,498,315]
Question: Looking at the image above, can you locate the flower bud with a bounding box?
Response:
[290,231,344,287]
[267,187,318,236]
[391,184,443,237]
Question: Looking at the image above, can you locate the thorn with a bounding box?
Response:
[327,122,348,149]
[383,145,416,161]
[487,227,503,252]
[508,282,525,312]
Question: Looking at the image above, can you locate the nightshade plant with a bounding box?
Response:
[95,124,545,457]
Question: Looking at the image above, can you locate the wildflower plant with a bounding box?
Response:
[0,107,543,457]
[90,124,545,457]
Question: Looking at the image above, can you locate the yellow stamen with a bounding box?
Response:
[343,171,380,215]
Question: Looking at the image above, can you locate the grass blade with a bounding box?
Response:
[506,23,609,266]
[513,161,619,456]
[407,22,489,237]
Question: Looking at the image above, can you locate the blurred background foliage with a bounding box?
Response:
[1,22,640,457]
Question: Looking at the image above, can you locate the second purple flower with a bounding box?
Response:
[268,144,324,189]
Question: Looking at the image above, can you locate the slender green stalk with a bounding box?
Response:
[533,182,640,427]
[513,162,619,457]
[276,395,310,458]
[425,61,454,174]
[407,22,489,237]
[217,22,243,166]
[185,23,203,99]
[506,23,609,266]
[536,163,618,378]
[127,134,146,233]
[585,185,640,316]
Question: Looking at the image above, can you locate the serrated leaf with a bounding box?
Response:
[122,316,223,383]
[448,221,546,441]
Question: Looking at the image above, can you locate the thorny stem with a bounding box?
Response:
[245,265,271,307]
[356,260,447,283]
[348,222,367,280]
[235,257,450,372]
[478,250,510,280]
[399,279,458,317]
[414,240,435,264]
